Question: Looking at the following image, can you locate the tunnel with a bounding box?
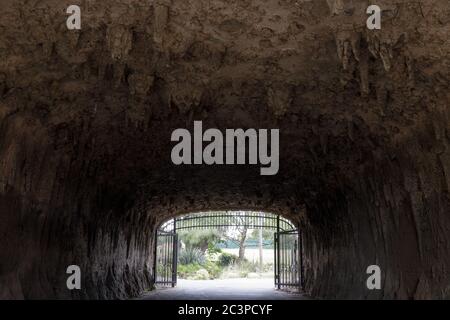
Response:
[0,0,449,300]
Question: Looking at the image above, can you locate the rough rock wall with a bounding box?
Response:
[299,0,450,299]
[0,112,156,299]
[302,141,450,299]
[0,0,449,299]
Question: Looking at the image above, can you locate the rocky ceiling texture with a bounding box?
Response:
[0,0,449,299]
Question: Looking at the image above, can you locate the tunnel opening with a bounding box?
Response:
[145,211,304,300]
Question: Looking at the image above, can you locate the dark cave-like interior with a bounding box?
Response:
[0,0,449,299]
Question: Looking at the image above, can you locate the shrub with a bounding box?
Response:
[178,230,222,253]
[207,243,222,254]
[194,269,210,280]
[218,252,238,267]
[204,261,222,279]
[178,264,201,279]
[179,247,205,265]
[177,262,222,280]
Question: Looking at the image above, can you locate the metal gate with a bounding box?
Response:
[154,231,178,287]
[274,230,302,290]
[155,212,303,291]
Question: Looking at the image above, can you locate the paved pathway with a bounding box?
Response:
[139,278,307,300]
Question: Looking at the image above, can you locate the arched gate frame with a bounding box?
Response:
[154,212,304,291]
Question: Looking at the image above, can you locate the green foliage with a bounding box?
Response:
[194,268,210,280]
[217,252,238,267]
[175,219,277,280]
[178,264,202,278]
[178,229,222,252]
[178,247,205,265]
[177,262,222,280]
[204,261,222,279]
[207,242,222,254]
[178,246,224,280]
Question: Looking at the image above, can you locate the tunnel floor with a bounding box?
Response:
[139,279,307,300]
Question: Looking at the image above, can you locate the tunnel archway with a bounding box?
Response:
[153,211,302,295]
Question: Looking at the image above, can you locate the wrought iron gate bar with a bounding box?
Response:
[275,230,300,288]
[159,212,296,232]
[155,231,177,287]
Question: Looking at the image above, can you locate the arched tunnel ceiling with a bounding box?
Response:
[0,0,449,300]
[0,0,447,203]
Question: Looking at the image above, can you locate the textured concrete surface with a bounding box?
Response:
[140,279,306,300]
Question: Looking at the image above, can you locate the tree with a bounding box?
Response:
[220,226,248,262]
[217,212,251,262]
[236,225,248,262]
[178,229,221,253]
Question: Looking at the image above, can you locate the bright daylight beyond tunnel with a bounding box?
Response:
[143,211,303,300]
